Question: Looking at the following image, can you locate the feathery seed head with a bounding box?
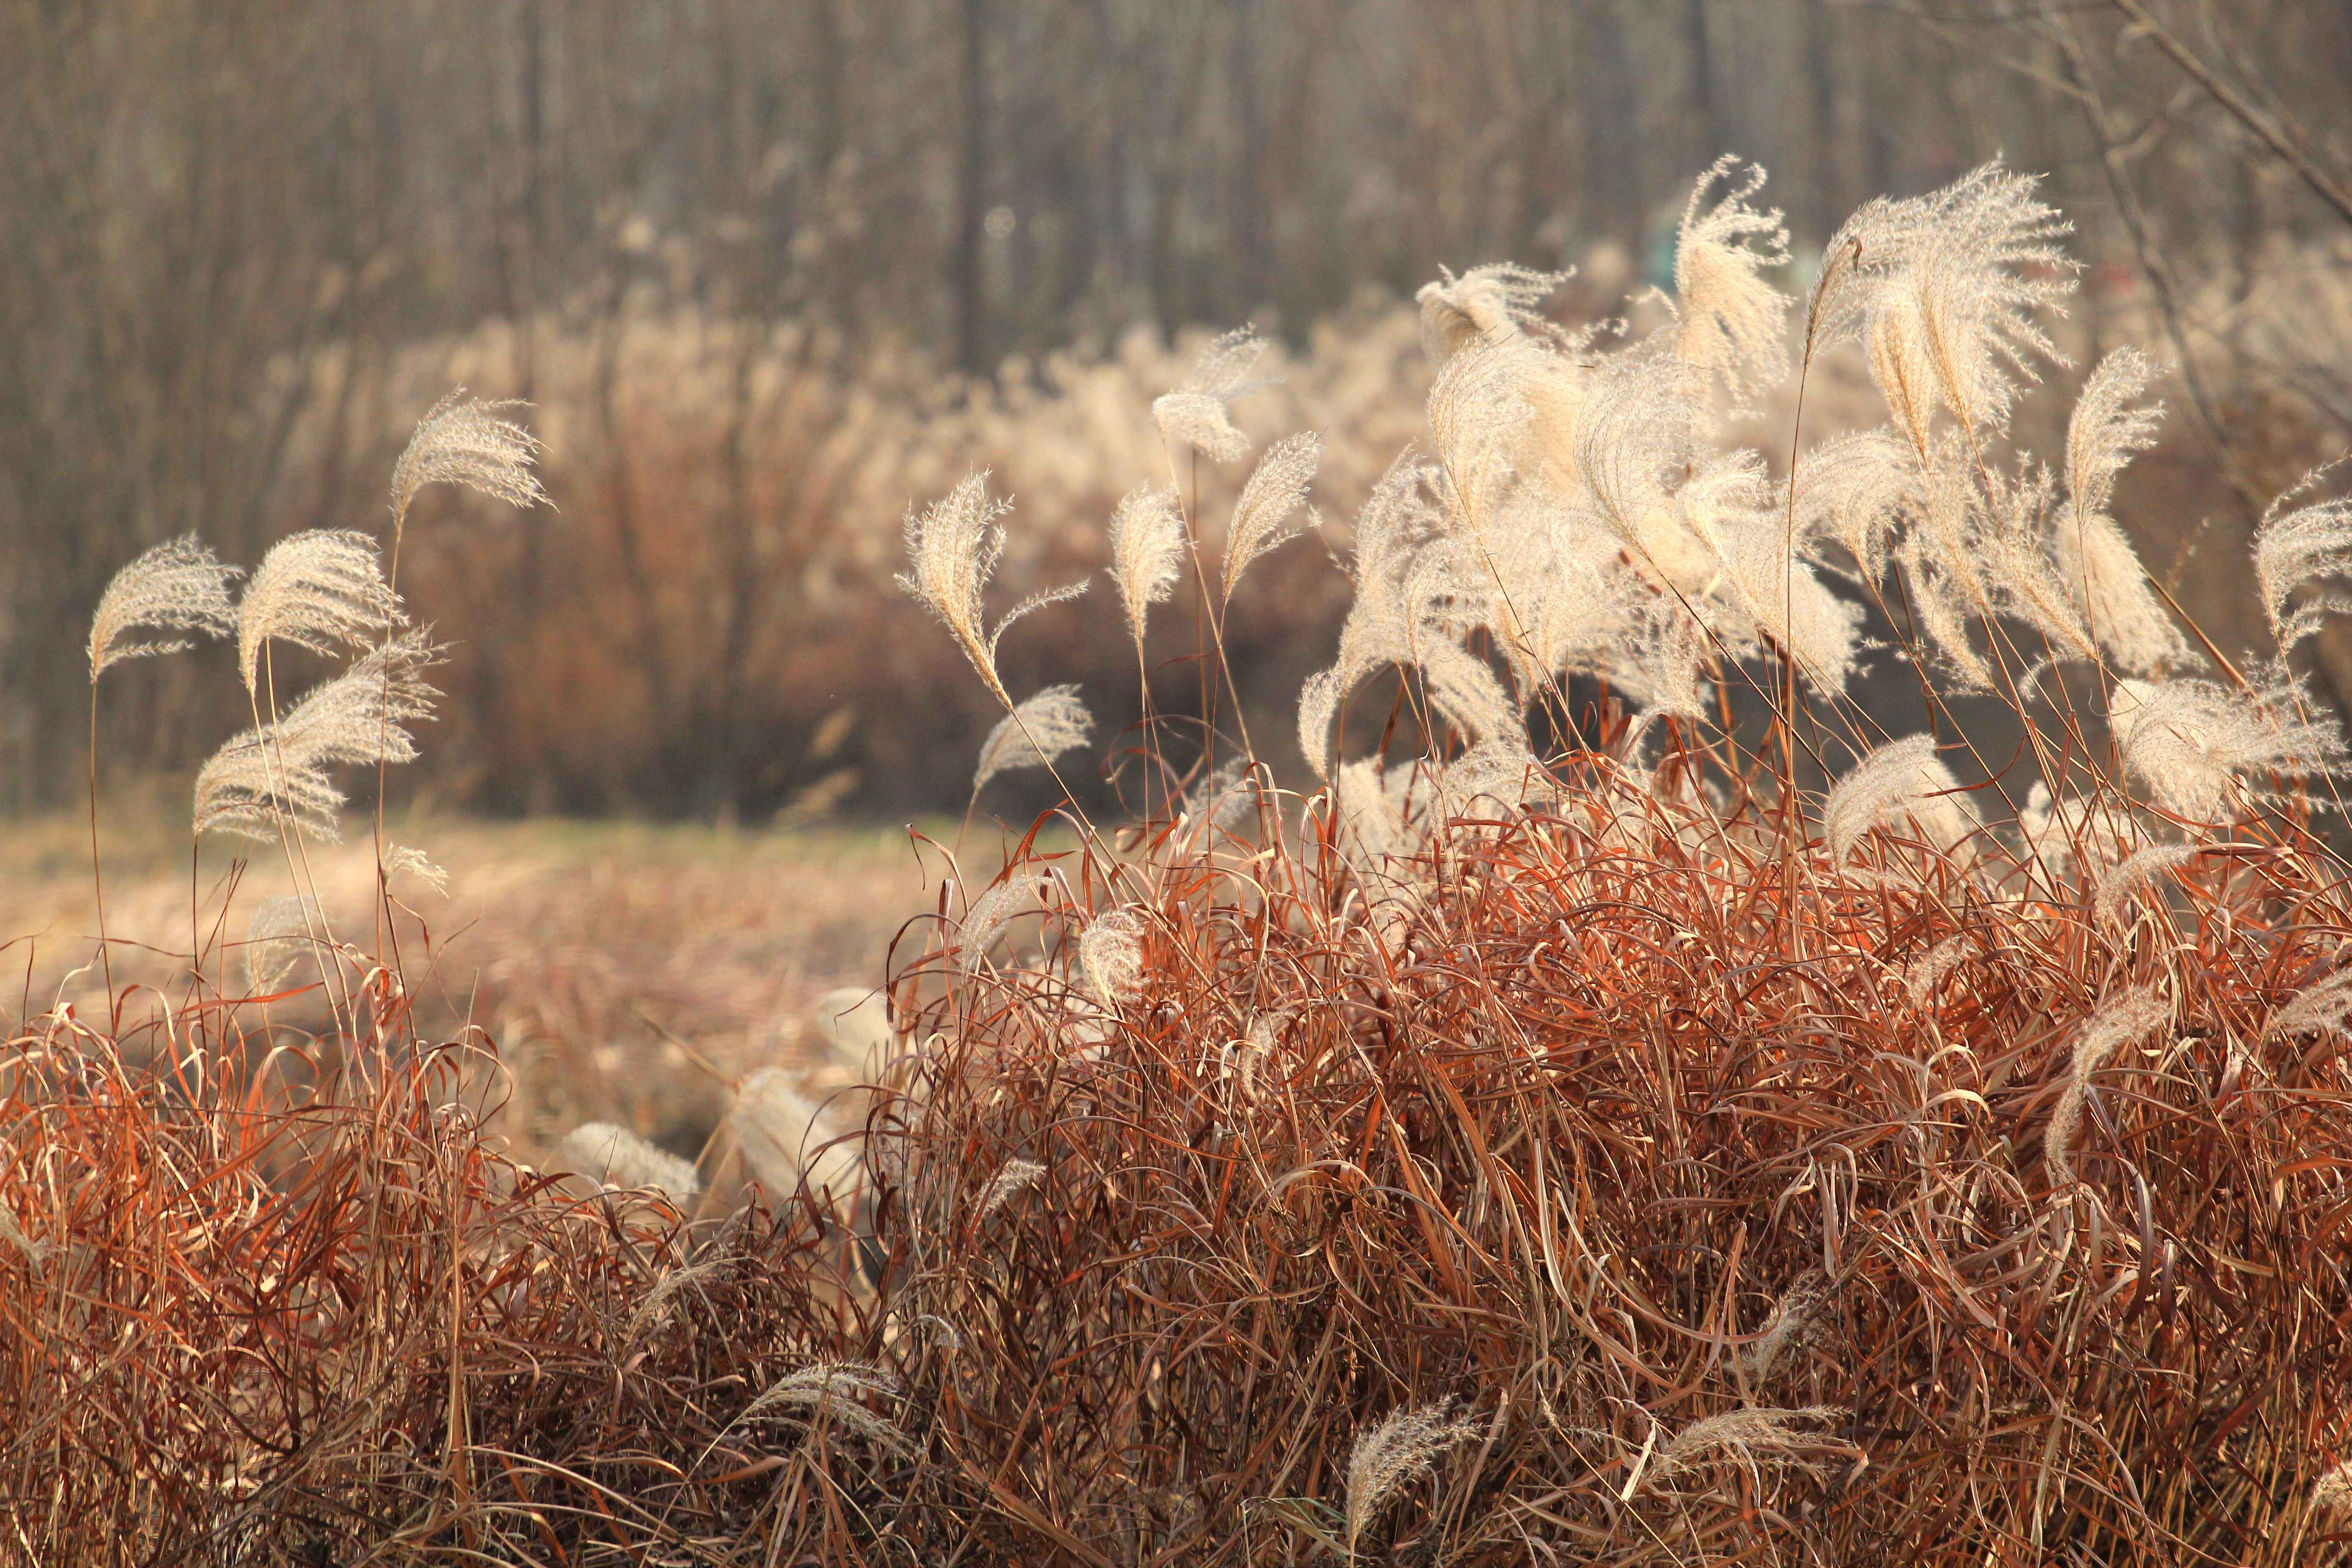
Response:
[1221,431,1322,601]
[2112,676,2343,821]
[1107,481,1186,647]
[2046,988,2170,1184]
[1823,735,1980,863]
[89,535,239,681]
[1343,1399,1482,1553]
[740,1362,911,1454]
[730,1069,860,1205]
[973,685,1093,792]
[1673,156,1790,402]
[382,843,448,895]
[1416,263,1569,366]
[2264,968,2352,1041]
[237,530,403,695]
[1152,327,1268,461]
[898,471,1087,705]
[244,895,321,996]
[1647,1405,1847,1489]
[2252,468,2352,654]
[975,1157,1045,1221]
[388,389,548,537]
[1077,906,1146,1006]
[559,1122,701,1199]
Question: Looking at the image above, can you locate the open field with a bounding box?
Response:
[2,809,978,1167]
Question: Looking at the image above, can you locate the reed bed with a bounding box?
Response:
[7,156,2352,1563]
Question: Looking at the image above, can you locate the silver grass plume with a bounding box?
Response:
[973,685,1093,793]
[898,471,1088,707]
[2111,676,2343,822]
[388,389,548,536]
[1343,1398,1481,1555]
[1747,1269,1833,1382]
[975,1158,1045,1222]
[237,529,404,695]
[1107,481,1185,648]
[194,629,443,842]
[1794,429,1914,585]
[730,1068,860,1203]
[2058,349,2186,672]
[739,1362,911,1455]
[2312,1459,2352,1521]
[1416,263,1567,367]
[2264,968,2352,1041]
[1672,156,1790,404]
[1182,757,1264,837]
[1818,160,2073,444]
[959,872,1050,975]
[812,987,892,1080]
[2094,842,2198,927]
[382,843,448,895]
[1823,735,1980,863]
[1152,327,1267,462]
[89,536,239,681]
[1077,906,1146,1005]
[1904,936,1973,1007]
[244,894,321,995]
[2046,988,2170,1185]
[1296,456,1441,778]
[0,1204,45,1265]
[2252,468,2352,655]
[1220,431,1321,602]
[1644,1405,1847,1490]
[559,1121,701,1199]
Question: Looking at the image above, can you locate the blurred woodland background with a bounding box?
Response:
[5,0,2352,822]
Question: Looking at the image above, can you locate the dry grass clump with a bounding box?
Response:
[14,157,2352,1563]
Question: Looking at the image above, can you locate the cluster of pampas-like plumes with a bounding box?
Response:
[16,159,2352,1564]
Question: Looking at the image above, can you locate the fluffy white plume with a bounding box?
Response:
[730,1069,861,1205]
[237,530,403,696]
[194,630,443,842]
[975,1158,1046,1221]
[1794,429,1914,584]
[1077,906,1146,1005]
[244,894,322,996]
[2251,470,2352,655]
[1823,735,1980,863]
[382,843,448,895]
[1819,160,2074,442]
[1152,327,1267,461]
[1107,481,1186,647]
[2057,350,2186,672]
[89,536,240,681]
[2266,969,2352,1041]
[898,472,1088,706]
[1343,1399,1482,1554]
[2111,676,2343,821]
[1672,156,1790,403]
[1644,1406,1848,1491]
[2093,843,2197,928]
[1220,432,1321,601]
[388,389,548,534]
[973,685,1094,792]
[738,1362,910,1454]
[959,872,1051,975]
[559,1122,701,1199]
[2046,989,2170,1184]
[1416,264,1567,366]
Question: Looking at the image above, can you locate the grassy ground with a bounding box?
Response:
[1,804,974,1169]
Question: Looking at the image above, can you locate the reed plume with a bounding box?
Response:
[243,894,321,996]
[737,1362,911,1455]
[88,536,239,680]
[730,1069,860,1206]
[1220,431,1321,602]
[2058,349,2186,672]
[1152,327,1266,461]
[1671,156,1790,403]
[2111,676,2343,821]
[236,530,404,696]
[974,1158,1045,1221]
[1107,481,1185,650]
[1343,1398,1480,1556]
[972,685,1093,793]
[388,389,549,538]
[897,471,1088,708]
[194,629,442,841]
[558,1122,701,1199]
[1823,735,1980,863]
[1076,906,1145,1005]
[2045,989,2171,1184]
[2251,468,2352,654]
[1416,263,1568,367]
[1645,1405,1848,1490]
[381,843,448,895]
